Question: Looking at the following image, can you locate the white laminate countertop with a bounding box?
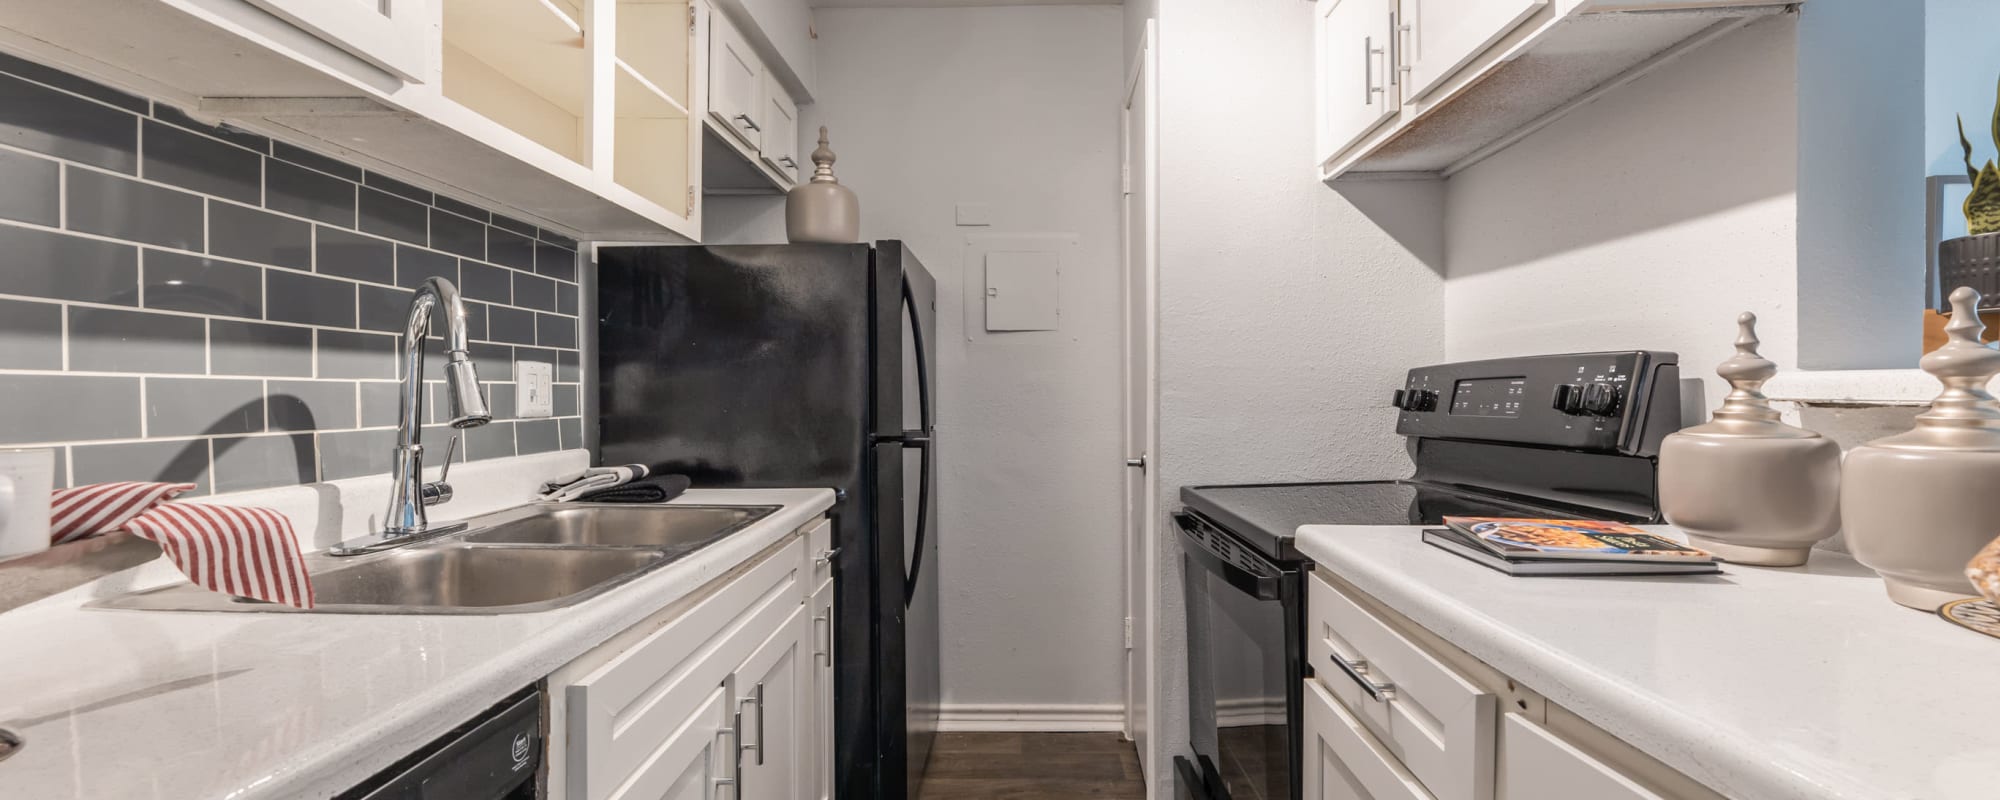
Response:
[0,487,836,800]
[1293,525,2000,800]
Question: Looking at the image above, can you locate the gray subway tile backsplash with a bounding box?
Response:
[358,186,427,245]
[317,226,393,284]
[0,148,58,226]
[211,319,312,377]
[208,200,311,270]
[0,299,61,370]
[73,439,211,496]
[68,306,206,373]
[267,268,356,328]
[212,433,315,492]
[265,158,356,228]
[0,225,137,305]
[141,119,261,205]
[0,55,584,497]
[144,250,263,319]
[145,377,265,436]
[269,379,358,432]
[0,71,138,173]
[0,374,141,444]
[67,167,204,249]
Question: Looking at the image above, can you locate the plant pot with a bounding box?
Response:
[1938,232,2000,310]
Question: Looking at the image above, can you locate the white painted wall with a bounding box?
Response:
[804,5,1130,716]
[1444,15,1798,409]
[1148,0,1447,791]
[700,195,789,244]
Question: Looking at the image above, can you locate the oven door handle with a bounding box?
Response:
[1174,513,1283,600]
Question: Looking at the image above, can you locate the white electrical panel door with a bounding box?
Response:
[984,251,1060,332]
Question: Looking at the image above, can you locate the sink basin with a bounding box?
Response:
[89,502,779,615]
[461,504,775,549]
[301,546,664,610]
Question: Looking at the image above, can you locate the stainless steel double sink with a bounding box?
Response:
[91,503,778,615]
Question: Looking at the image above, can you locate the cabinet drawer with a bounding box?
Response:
[562,537,805,800]
[1303,677,1435,800]
[1307,572,1494,800]
[1499,715,1662,800]
[804,517,834,591]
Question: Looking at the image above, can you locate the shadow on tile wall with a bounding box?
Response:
[0,51,588,496]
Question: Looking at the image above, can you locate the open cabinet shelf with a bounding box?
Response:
[613,60,692,212]
[442,0,591,164]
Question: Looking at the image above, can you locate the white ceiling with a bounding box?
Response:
[811,0,1117,7]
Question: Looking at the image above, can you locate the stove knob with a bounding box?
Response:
[1420,390,1440,412]
[1553,384,1583,414]
[1392,389,1407,409]
[1581,383,1620,416]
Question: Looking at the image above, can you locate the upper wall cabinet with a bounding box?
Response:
[701,9,801,195]
[1316,0,1804,181]
[242,0,435,82]
[0,0,815,240]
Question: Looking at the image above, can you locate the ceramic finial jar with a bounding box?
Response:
[1659,313,1841,566]
[786,126,860,244]
[1844,287,2000,610]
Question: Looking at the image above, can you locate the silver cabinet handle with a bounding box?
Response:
[1329,652,1395,702]
[734,113,761,132]
[1387,11,1401,87]
[1364,35,1386,104]
[1125,454,1146,469]
[714,725,738,798]
[813,613,831,664]
[736,682,765,765]
[778,156,798,168]
[814,547,842,566]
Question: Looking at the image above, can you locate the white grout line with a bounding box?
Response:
[58,304,69,371]
[0,416,586,451]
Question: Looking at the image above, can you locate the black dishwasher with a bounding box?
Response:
[339,685,544,800]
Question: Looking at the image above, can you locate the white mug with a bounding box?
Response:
[0,449,55,560]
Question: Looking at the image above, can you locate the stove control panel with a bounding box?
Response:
[1393,351,1682,456]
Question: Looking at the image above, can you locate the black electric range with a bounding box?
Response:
[1173,351,1684,800]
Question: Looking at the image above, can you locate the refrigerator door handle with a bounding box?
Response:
[902,275,934,609]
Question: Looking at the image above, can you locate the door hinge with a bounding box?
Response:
[689,4,697,32]
[1120,163,1131,196]
[1123,616,1134,650]
[687,186,697,215]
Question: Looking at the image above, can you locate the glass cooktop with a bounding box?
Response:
[1179,480,1596,562]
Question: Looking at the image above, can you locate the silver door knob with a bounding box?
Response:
[1125,455,1147,469]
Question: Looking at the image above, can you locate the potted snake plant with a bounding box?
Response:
[1940,79,2000,310]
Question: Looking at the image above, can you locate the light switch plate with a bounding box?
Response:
[516,361,553,417]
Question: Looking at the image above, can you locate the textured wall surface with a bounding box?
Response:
[1445,15,1798,410]
[0,53,586,494]
[1150,0,1448,790]
[806,5,1130,712]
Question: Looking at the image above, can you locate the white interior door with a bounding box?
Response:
[241,0,433,81]
[1120,19,1160,771]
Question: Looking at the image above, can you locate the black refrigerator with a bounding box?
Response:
[594,242,940,800]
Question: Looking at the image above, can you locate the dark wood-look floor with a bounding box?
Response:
[918,732,1147,799]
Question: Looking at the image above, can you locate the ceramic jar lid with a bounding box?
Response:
[1874,287,2000,451]
[1678,312,1819,440]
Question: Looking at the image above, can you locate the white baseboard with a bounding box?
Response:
[935,703,1127,733]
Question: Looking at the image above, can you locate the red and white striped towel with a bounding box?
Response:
[49,482,316,609]
[50,481,197,545]
[126,502,315,609]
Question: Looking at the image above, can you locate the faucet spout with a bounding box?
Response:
[375,276,490,542]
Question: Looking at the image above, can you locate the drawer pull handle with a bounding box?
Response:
[1330,652,1395,702]
[813,613,830,663]
[815,547,842,566]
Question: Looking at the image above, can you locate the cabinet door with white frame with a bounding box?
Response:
[1399,0,1546,102]
[1316,0,1400,166]
[241,0,434,81]
[806,578,835,800]
[760,74,800,183]
[734,603,810,800]
[709,11,764,152]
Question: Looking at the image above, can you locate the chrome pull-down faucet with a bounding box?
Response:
[330,276,490,556]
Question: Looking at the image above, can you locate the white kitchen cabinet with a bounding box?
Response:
[1316,0,1401,160]
[734,603,810,800]
[760,74,801,183]
[806,578,835,800]
[1314,0,1801,179]
[548,522,833,800]
[239,0,435,82]
[710,12,765,153]
[1497,715,1662,800]
[1303,678,1435,800]
[1397,0,1546,102]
